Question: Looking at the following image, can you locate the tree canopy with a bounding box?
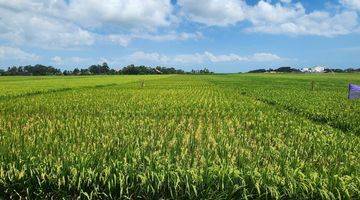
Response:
[0,63,213,76]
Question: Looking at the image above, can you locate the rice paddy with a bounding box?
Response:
[1,74,360,199]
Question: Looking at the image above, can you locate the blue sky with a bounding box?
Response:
[0,0,360,72]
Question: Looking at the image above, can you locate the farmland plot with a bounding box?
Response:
[0,75,166,99]
[209,74,360,134]
[1,75,360,199]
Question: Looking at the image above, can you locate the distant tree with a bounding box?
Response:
[80,68,91,75]
[88,62,111,75]
[109,69,117,75]
[324,68,344,73]
[324,68,332,73]
[73,68,80,75]
[121,64,140,75]
[7,66,19,75]
[247,66,300,73]
[344,68,360,73]
[88,65,100,74]
[155,66,185,74]
[200,68,209,74]
[0,63,200,75]
[100,62,110,74]
[275,67,300,73]
[22,64,61,75]
[190,68,213,74]
[248,69,267,73]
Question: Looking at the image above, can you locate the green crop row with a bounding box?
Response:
[209,74,360,134]
[0,74,359,199]
[0,75,168,99]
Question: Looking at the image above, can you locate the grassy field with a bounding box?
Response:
[1,74,360,199]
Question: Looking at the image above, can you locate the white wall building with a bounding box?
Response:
[301,66,325,73]
[301,67,310,72]
[312,66,325,73]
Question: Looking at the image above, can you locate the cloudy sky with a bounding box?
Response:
[0,0,360,72]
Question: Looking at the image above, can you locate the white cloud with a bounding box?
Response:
[174,53,206,63]
[130,51,283,64]
[246,1,359,37]
[341,0,360,11]
[178,0,247,26]
[0,0,185,48]
[51,56,91,65]
[0,46,39,61]
[250,53,282,62]
[0,0,173,31]
[66,0,173,30]
[247,2,305,24]
[107,31,203,46]
[130,51,170,63]
[136,32,203,42]
[51,56,63,64]
[203,51,247,62]
[0,4,95,49]
[178,0,360,37]
[0,0,359,51]
[71,57,90,64]
[280,0,292,4]
[106,35,133,47]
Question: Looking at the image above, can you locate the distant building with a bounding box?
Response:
[301,66,325,73]
[301,67,310,73]
[312,66,325,73]
[154,68,163,74]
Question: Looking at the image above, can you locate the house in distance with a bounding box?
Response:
[301,66,325,73]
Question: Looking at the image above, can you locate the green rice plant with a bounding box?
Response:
[0,74,359,199]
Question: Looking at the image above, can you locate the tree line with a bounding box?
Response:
[0,63,214,76]
[323,68,360,73]
[248,67,300,73]
[248,66,360,73]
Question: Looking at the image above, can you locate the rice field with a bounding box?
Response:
[1,74,360,199]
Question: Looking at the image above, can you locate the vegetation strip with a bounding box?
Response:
[0,75,173,103]
[1,75,359,199]
[207,77,349,134]
[0,83,118,102]
[207,74,360,135]
[252,95,349,134]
